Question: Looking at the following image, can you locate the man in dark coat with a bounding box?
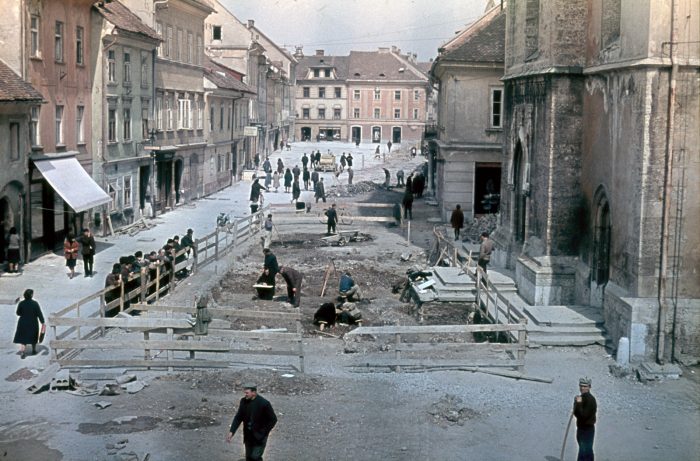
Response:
[250,178,267,203]
[78,228,96,277]
[450,205,465,240]
[301,153,309,169]
[346,153,353,168]
[573,377,597,461]
[292,179,301,203]
[262,248,279,287]
[302,168,310,190]
[325,203,338,235]
[402,189,414,220]
[226,384,277,461]
[13,289,45,358]
[292,164,301,180]
[279,266,303,307]
[311,170,320,190]
[315,178,326,203]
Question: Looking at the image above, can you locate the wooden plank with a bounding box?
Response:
[394,342,525,352]
[54,290,105,317]
[52,359,232,368]
[131,304,301,320]
[51,340,231,352]
[346,323,526,336]
[48,316,193,328]
[350,359,524,368]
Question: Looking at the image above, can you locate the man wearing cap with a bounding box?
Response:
[226,384,277,461]
[573,377,597,461]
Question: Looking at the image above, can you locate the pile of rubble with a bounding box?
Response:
[427,394,481,427]
[330,180,383,197]
[462,214,498,243]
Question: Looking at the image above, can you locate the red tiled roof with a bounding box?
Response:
[0,60,43,102]
[295,55,350,81]
[203,57,256,94]
[93,0,161,42]
[347,51,427,81]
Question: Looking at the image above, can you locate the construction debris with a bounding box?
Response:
[94,401,113,409]
[428,394,480,427]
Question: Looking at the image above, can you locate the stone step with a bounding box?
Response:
[524,305,605,327]
[528,334,608,347]
[527,324,607,336]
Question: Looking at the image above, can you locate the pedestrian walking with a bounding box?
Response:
[301,153,309,170]
[315,178,326,203]
[78,228,96,277]
[250,178,267,203]
[374,145,381,159]
[573,377,597,461]
[450,205,465,241]
[311,170,319,191]
[383,168,391,188]
[6,226,21,273]
[254,153,260,170]
[13,289,45,359]
[387,140,393,153]
[276,158,284,174]
[302,167,310,190]
[339,153,347,172]
[347,167,354,185]
[292,179,301,203]
[262,214,273,250]
[325,203,338,235]
[272,171,280,192]
[402,189,413,220]
[478,231,493,273]
[346,153,353,168]
[64,233,79,279]
[226,384,277,461]
[406,174,413,193]
[284,168,292,193]
[292,164,301,180]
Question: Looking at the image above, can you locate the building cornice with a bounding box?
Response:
[583,56,700,74]
[502,66,583,81]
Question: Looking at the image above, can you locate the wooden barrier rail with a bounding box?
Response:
[345,320,528,373]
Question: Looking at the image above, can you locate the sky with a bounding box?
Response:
[220,0,491,62]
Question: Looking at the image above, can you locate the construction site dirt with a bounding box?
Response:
[1,187,699,461]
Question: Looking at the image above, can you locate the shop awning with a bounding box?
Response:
[33,155,111,212]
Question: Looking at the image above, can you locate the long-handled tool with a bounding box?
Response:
[559,411,574,461]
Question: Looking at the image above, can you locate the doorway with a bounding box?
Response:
[474,163,501,214]
[301,127,311,141]
[392,127,402,143]
[372,126,381,143]
[512,141,526,242]
[351,126,361,143]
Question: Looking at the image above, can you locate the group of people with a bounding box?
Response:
[103,228,196,311]
[63,228,96,279]
[256,247,303,308]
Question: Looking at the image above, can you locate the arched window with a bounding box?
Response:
[513,141,526,242]
[592,188,611,284]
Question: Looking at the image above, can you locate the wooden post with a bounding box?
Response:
[395,333,402,373]
[119,282,125,312]
[144,331,150,361]
[140,270,147,303]
[155,264,161,302]
[297,316,305,373]
[475,269,481,314]
[453,246,458,266]
[517,318,527,373]
[214,228,220,261]
[192,239,199,273]
[51,325,58,361]
[233,222,239,247]
[407,221,411,244]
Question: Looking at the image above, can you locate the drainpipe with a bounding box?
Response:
[657,0,678,365]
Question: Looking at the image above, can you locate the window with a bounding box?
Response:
[353,108,360,118]
[353,89,360,100]
[178,98,191,129]
[414,89,420,101]
[123,176,132,209]
[413,108,419,120]
[373,108,380,119]
[30,106,40,145]
[335,87,342,98]
[318,87,325,98]
[374,89,381,100]
[54,21,64,62]
[139,52,148,87]
[30,15,40,57]
[55,105,64,145]
[394,90,401,100]
[76,106,84,143]
[189,98,195,129]
[212,25,222,41]
[490,88,503,128]
[175,28,182,61]
[303,87,310,98]
[108,109,116,142]
[196,35,202,65]
[394,108,401,119]
[313,69,319,78]
[302,108,309,119]
[166,25,173,58]
[166,96,173,130]
[108,183,118,211]
[107,50,116,83]
[9,123,20,160]
[123,50,131,83]
[155,97,163,130]
[156,22,163,56]
[227,105,232,129]
[187,32,193,63]
[210,105,215,131]
[123,108,131,140]
[219,104,224,130]
[197,99,204,129]
[142,103,149,138]
[318,108,325,119]
[76,26,84,65]
[333,108,341,120]
[324,69,331,77]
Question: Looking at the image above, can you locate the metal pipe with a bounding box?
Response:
[657,0,678,365]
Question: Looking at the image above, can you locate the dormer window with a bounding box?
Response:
[354,72,361,77]
[313,69,320,78]
[324,69,331,77]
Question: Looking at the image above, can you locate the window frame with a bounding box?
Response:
[166,25,173,58]
[30,15,40,58]
[123,50,131,84]
[373,108,380,119]
[212,25,222,41]
[318,87,326,99]
[123,175,133,209]
[54,21,64,63]
[353,108,360,119]
[123,107,132,141]
[317,108,326,119]
[55,105,64,145]
[334,87,342,98]
[108,108,117,142]
[394,108,401,119]
[302,87,310,98]
[353,89,360,100]
[187,31,193,63]
[141,52,149,87]
[30,106,40,146]
[107,49,116,83]
[76,105,84,144]
[156,22,163,56]
[374,89,381,100]
[76,26,84,65]
[394,90,401,101]
[490,87,503,129]
[302,108,310,119]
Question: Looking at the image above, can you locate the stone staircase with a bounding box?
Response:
[522,305,609,346]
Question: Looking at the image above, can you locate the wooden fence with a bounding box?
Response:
[49,302,304,371]
[48,206,271,368]
[345,321,527,373]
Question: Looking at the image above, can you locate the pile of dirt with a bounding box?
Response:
[427,394,480,427]
[330,180,383,196]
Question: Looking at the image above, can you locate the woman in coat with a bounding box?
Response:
[276,158,284,174]
[7,226,21,273]
[284,168,293,193]
[292,179,301,203]
[64,233,79,279]
[13,289,45,359]
[272,171,280,192]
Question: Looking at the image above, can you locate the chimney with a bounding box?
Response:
[378,47,390,53]
[247,19,255,29]
[391,45,397,53]
[315,49,324,56]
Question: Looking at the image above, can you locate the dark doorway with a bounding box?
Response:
[592,192,611,285]
[474,163,501,214]
[392,127,402,143]
[513,142,526,242]
[301,127,311,141]
[139,165,150,210]
[351,126,361,143]
[372,126,381,143]
[174,159,184,203]
[156,160,173,212]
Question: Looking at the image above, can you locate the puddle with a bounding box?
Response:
[0,439,63,460]
[5,367,37,382]
[77,416,161,435]
[167,415,221,430]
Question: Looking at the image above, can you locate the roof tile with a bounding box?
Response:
[0,60,43,102]
[94,0,161,42]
